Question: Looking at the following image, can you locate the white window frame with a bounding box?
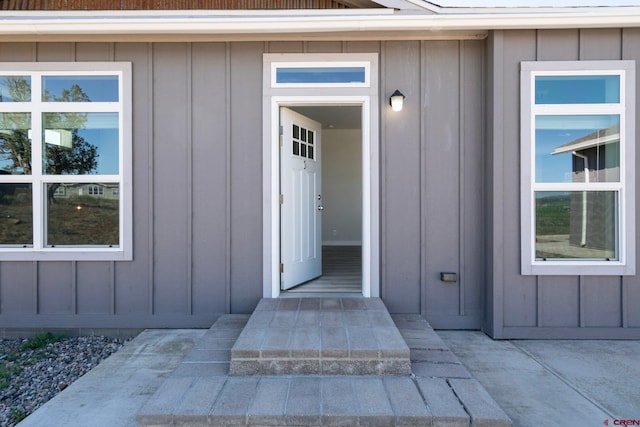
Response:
[521,60,635,275]
[0,62,132,261]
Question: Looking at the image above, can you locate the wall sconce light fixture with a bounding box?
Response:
[389,89,405,112]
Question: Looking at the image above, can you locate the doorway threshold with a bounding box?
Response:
[280,291,363,298]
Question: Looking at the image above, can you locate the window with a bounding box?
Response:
[521,61,635,275]
[271,62,370,88]
[0,63,132,260]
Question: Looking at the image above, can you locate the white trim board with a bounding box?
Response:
[262,53,380,299]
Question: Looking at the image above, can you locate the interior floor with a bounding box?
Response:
[285,245,362,293]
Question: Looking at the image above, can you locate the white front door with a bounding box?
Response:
[280,107,323,290]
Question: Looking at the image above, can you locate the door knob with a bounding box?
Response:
[317,205,325,211]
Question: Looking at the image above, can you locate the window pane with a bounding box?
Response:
[535,115,620,183]
[535,75,620,104]
[0,76,31,102]
[0,183,32,246]
[46,183,119,246]
[535,191,617,260]
[0,113,32,175]
[276,67,366,84]
[43,112,119,175]
[42,75,119,102]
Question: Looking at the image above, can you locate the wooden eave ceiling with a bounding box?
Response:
[0,0,385,10]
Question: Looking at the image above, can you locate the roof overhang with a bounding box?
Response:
[1,8,640,42]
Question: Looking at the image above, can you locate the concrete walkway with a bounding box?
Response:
[439,331,640,427]
[17,315,640,426]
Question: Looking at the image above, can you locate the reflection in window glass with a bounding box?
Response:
[0,113,32,175]
[0,76,31,102]
[535,75,620,104]
[0,183,32,246]
[276,67,366,84]
[535,191,617,260]
[535,115,620,183]
[42,75,119,102]
[46,183,119,246]
[43,112,119,175]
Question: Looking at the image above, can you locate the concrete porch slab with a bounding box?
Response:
[136,298,511,427]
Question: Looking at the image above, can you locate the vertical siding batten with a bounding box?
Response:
[71,261,77,315]
[186,43,193,315]
[485,31,505,337]
[148,42,155,315]
[419,40,428,318]
[225,42,232,314]
[379,41,387,302]
[110,261,115,315]
[458,40,465,317]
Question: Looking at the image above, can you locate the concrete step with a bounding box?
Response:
[229,298,411,376]
[136,306,512,427]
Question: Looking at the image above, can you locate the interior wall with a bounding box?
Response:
[321,128,362,246]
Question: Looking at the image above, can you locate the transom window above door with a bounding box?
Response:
[268,56,373,89]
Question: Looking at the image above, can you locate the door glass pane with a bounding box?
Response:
[535,75,620,104]
[293,141,299,156]
[0,76,31,102]
[0,113,32,175]
[0,183,32,246]
[308,131,314,145]
[46,183,119,246]
[308,146,314,160]
[301,143,307,158]
[276,67,366,84]
[535,115,620,183]
[42,75,119,102]
[535,191,617,260]
[43,112,119,175]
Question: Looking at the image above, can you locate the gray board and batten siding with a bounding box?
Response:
[1,30,640,340]
[0,40,486,336]
[487,29,640,339]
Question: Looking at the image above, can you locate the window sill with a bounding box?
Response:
[0,248,132,261]
[522,261,635,276]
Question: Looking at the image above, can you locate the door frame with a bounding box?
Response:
[264,96,378,298]
[263,53,379,299]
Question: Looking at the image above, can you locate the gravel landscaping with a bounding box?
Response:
[0,334,125,426]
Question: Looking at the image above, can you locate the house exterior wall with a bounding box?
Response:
[0,39,487,334]
[486,28,640,339]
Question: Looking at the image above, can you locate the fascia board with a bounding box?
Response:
[1,9,640,36]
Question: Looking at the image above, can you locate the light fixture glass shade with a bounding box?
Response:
[390,90,405,112]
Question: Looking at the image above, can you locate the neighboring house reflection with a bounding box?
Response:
[552,124,619,254]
